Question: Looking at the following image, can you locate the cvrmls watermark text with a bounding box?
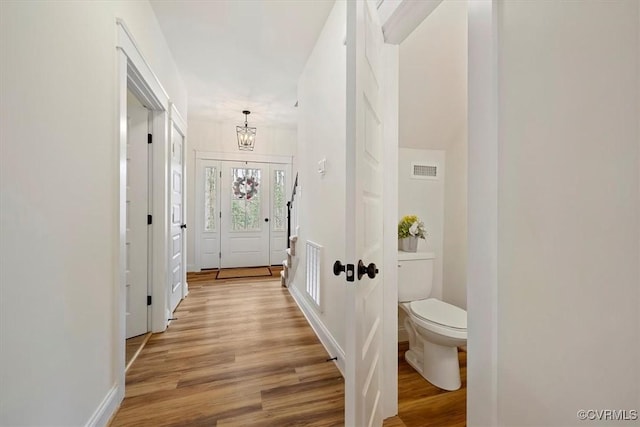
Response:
[577,409,638,421]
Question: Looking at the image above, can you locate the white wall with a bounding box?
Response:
[496,1,639,424]
[443,128,467,309]
[186,118,296,270]
[293,0,347,359]
[398,148,445,301]
[399,0,467,152]
[0,1,186,425]
[399,0,467,309]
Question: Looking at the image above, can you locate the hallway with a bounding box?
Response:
[112,272,467,426]
[111,277,344,426]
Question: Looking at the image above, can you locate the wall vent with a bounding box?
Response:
[411,162,438,180]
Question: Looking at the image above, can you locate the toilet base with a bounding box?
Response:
[400,303,464,391]
[405,341,461,391]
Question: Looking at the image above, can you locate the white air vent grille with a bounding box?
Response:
[411,162,438,180]
[305,241,322,312]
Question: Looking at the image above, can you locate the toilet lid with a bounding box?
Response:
[409,299,467,330]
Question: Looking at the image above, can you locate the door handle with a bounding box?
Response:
[180,224,187,229]
[357,260,379,280]
[264,218,269,222]
[333,260,355,282]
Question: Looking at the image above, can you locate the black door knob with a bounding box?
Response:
[264,218,269,222]
[357,260,379,280]
[333,260,346,276]
[180,224,187,229]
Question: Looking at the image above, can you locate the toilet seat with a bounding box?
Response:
[408,298,467,340]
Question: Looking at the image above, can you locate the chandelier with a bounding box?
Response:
[236,110,256,151]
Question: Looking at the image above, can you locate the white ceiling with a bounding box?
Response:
[150,0,335,128]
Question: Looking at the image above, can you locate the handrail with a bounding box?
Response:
[286,173,299,249]
[289,173,298,204]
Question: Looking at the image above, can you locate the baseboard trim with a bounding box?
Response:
[289,284,345,377]
[85,384,122,427]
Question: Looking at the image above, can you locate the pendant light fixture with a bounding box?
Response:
[236,110,256,151]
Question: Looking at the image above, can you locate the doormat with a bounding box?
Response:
[216,267,273,280]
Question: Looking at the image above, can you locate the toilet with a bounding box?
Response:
[398,251,467,391]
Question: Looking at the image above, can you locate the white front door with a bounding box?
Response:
[125,91,150,338]
[344,1,385,426]
[220,161,270,268]
[169,120,186,313]
[196,159,221,270]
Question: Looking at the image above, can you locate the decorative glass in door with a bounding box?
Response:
[204,166,217,232]
[272,170,286,231]
[230,168,262,231]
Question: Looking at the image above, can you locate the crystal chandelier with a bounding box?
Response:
[236,110,256,151]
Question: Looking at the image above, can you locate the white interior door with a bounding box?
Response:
[126,91,150,339]
[344,1,385,426]
[220,161,270,268]
[196,159,221,270]
[169,120,186,313]
[269,164,291,265]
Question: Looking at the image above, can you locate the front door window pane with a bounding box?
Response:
[204,166,217,232]
[273,170,286,231]
[231,168,261,231]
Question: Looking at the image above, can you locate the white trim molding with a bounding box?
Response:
[116,19,169,110]
[467,0,499,425]
[85,385,120,427]
[195,150,292,165]
[378,0,443,45]
[114,17,175,425]
[381,43,399,419]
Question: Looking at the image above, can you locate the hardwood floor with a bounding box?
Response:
[110,277,344,427]
[111,274,465,426]
[125,332,151,372]
[384,342,467,427]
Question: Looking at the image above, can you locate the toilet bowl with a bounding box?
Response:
[398,252,467,391]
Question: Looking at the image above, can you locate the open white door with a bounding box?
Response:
[169,108,187,313]
[343,1,385,426]
[125,91,150,338]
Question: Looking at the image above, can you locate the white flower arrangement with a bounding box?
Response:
[398,215,426,239]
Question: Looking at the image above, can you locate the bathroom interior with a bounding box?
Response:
[396,0,468,421]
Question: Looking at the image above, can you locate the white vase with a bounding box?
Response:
[398,237,418,252]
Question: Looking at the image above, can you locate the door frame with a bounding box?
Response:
[376,0,499,423]
[116,18,176,403]
[194,151,293,271]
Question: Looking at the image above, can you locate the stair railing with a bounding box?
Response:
[286,173,299,249]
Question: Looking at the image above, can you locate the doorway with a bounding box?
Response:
[116,19,190,409]
[195,157,291,270]
[125,90,151,339]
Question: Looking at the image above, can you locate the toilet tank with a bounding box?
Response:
[398,252,435,302]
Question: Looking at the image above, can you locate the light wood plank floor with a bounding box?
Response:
[125,332,151,372]
[111,277,344,427]
[111,275,465,426]
[383,342,467,427]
